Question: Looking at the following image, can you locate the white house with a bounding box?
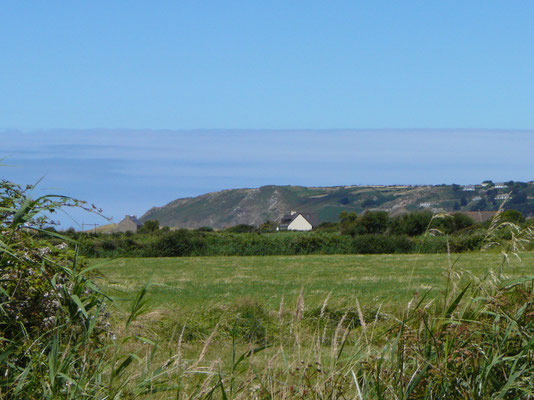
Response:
[495,182,507,189]
[462,185,476,191]
[278,211,318,231]
[419,202,433,208]
[495,194,510,200]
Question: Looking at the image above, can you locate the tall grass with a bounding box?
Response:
[0,180,176,398]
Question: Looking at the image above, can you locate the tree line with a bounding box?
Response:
[56,209,530,258]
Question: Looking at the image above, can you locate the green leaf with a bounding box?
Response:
[71,294,88,318]
[219,373,229,400]
[404,364,430,398]
[444,283,471,320]
[111,355,135,379]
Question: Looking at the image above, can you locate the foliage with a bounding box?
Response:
[147,228,205,257]
[339,210,389,236]
[0,179,176,399]
[0,180,111,398]
[338,210,359,235]
[314,221,339,233]
[225,224,256,233]
[137,219,159,233]
[470,197,488,211]
[389,211,433,236]
[500,209,525,224]
[75,230,491,258]
[257,220,278,233]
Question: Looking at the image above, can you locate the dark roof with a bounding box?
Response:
[279,212,319,227]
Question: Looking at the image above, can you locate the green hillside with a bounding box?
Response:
[140,181,534,229]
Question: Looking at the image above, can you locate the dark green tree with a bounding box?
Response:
[339,211,362,236]
[138,219,160,233]
[358,211,389,234]
[452,213,475,231]
[389,211,433,236]
[471,198,487,211]
[500,209,525,224]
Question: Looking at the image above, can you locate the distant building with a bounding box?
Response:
[462,185,476,191]
[278,211,318,231]
[494,182,507,189]
[472,196,482,202]
[495,194,510,200]
[116,215,143,233]
[419,202,432,208]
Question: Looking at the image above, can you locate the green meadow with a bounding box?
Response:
[81,252,533,398]
[94,252,533,314]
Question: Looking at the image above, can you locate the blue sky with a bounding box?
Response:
[2,1,534,129]
[1,2,534,227]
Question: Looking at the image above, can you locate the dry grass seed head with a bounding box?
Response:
[191,321,220,370]
[295,288,305,321]
[278,295,284,321]
[320,291,332,318]
[332,311,348,358]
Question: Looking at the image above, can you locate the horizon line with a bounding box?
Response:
[3,127,534,133]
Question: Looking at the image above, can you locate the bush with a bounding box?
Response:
[352,235,414,254]
[225,224,256,233]
[0,180,109,398]
[389,211,433,236]
[339,211,389,236]
[146,229,205,257]
[138,219,159,233]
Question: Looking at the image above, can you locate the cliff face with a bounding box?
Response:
[140,185,295,229]
[139,183,533,229]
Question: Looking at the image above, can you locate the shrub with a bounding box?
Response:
[146,229,205,256]
[137,219,159,233]
[0,180,109,398]
[225,224,256,233]
[352,235,414,254]
[389,211,433,236]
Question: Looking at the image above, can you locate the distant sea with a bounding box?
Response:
[1,129,531,228]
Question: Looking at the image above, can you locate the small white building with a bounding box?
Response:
[462,185,476,191]
[495,194,510,200]
[419,202,433,208]
[278,211,318,231]
[495,182,507,189]
[472,196,482,202]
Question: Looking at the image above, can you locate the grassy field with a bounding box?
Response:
[94,252,532,313]
[82,252,534,398]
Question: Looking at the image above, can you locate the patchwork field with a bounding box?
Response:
[93,252,533,313]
